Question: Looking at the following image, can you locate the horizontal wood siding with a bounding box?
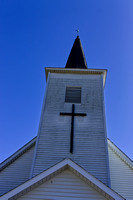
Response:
[0,145,35,196]
[17,170,107,200]
[32,73,109,186]
[108,145,133,200]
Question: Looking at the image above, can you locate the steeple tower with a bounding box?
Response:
[65,36,88,69]
[31,37,110,187]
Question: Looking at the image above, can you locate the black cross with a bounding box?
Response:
[60,104,86,153]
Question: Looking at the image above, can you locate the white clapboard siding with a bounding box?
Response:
[32,73,110,186]
[108,145,133,200]
[0,145,35,196]
[17,170,107,200]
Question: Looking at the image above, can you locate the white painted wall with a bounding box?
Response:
[32,73,109,186]
[17,169,107,200]
[108,145,133,200]
[0,145,35,196]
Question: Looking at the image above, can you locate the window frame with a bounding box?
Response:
[65,86,81,104]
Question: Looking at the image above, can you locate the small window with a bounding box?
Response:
[65,86,81,103]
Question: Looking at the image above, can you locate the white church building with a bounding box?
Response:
[0,36,133,200]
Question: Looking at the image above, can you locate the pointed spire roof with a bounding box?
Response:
[65,36,88,69]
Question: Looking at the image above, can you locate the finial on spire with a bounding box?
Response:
[76,29,79,36]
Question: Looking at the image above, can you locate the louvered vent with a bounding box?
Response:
[65,87,81,103]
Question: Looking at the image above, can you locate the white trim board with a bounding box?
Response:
[108,139,133,169]
[0,137,36,171]
[45,67,107,87]
[1,159,125,200]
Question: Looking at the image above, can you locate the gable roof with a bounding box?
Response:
[107,139,133,169]
[65,36,88,69]
[0,137,36,171]
[2,137,132,172]
[1,158,125,200]
[0,137,132,199]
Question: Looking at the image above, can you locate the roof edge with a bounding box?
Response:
[0,137,37,171]
[45,67,107,87]
[108,138,133,169]
[1,158,125,200]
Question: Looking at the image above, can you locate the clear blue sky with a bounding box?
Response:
[0,0,133,162]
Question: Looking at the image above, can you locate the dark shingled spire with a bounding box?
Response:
[65,36,88,69]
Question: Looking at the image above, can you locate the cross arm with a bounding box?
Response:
[60,112,86,116]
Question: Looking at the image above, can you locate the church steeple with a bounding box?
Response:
[65,36,88,69]
[32,37,109,187]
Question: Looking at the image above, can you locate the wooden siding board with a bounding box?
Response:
[108,145,133,200]
[0,146,35,196]
[32,73,110,186]
[17,170,108,200]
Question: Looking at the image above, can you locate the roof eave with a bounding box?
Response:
[0,137,37,171]
[108,138,133,169]
[0,158,125,200]
[45,67,107,87]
